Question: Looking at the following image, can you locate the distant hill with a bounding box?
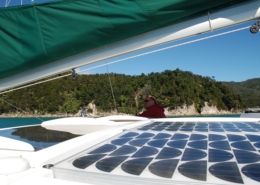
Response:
[224,78,260,108]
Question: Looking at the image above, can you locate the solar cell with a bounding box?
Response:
[231,141,256,151]
[240,128,258,132]
[209,141,231,150]
[181,148,207,161]
[149,159,179,178]
[137,126,152,131]
[233,150,260,163]
[109,145,137,156]
[147,139,168,148]
[120,132,139,138]
[170,133,189,140]
[209,134,226,141]
[246,135,260,141]
[151,126,166,131]
[167,140,187,149]
[111,138,132,145]
[194,128,208,132]
[155,147,182,159]
[153,133,171,139]
[209,149,233,162]
[225,129,241,132]
[178,161,207,181]
[165,127,179,131]
[242,164,260,182]
[73,154,106,169]
[131,146,158,158]
[96,156,128,172]
[121,158,153,175]
[227,134,246,141]
[190,134,207,140]
[136,132,154,138]
[188,140,207,150]
[129,139,149,147]
[210,128,225,132]
[88,144,117,154]
[209,162,244,183]
[254,142,260,148]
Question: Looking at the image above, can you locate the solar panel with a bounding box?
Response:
[53,121,260,184]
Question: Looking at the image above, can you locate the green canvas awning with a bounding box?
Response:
[0,0,248,80]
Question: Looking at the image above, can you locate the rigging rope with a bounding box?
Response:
[77,26,250,74]
[0,25,250,95]
[5,0,11,7]
[0,74,70,95]
[0,97,45,121]
[106,65,118,114]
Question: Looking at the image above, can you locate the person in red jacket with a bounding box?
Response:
[137,95,166,118]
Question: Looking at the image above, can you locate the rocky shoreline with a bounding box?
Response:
[0,102,242,118]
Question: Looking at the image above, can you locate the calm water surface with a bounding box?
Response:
[0,117,58,129]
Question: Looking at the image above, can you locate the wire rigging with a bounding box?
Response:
[106,65,118,114]
[0,25,250,95]
[5,0,11,7]
[77,26,250,74]
[0,74,70,95]
[0,97,45,121]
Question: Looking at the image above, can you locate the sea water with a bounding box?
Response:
[0,117,58,129]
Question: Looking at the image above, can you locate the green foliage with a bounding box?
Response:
[59,92,81,114]
[224,78,260,108]
[0,69,246,115]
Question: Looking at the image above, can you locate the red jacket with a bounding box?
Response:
[138,104,166,118]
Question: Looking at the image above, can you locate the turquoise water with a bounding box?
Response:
[0,117,58,129]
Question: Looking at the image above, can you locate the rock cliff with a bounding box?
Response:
[0,102,240,118]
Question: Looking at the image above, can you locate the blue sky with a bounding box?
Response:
[81,22,260,82]
[2,0,260,82]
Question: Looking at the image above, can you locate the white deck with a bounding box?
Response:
[1,116,259,185]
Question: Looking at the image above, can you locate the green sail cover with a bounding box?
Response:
[0,0,247,80]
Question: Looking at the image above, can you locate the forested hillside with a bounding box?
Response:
[0,69,245,115]
[225,78,260,108]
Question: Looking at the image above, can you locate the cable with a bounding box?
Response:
[0,26,250,95]
[106,65,118,114]
[77,26,250,74]
[5,0,11,7]
[0,97,45,122]
[0,74,70,95]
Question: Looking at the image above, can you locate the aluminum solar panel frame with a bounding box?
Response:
[52,119,260,185]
